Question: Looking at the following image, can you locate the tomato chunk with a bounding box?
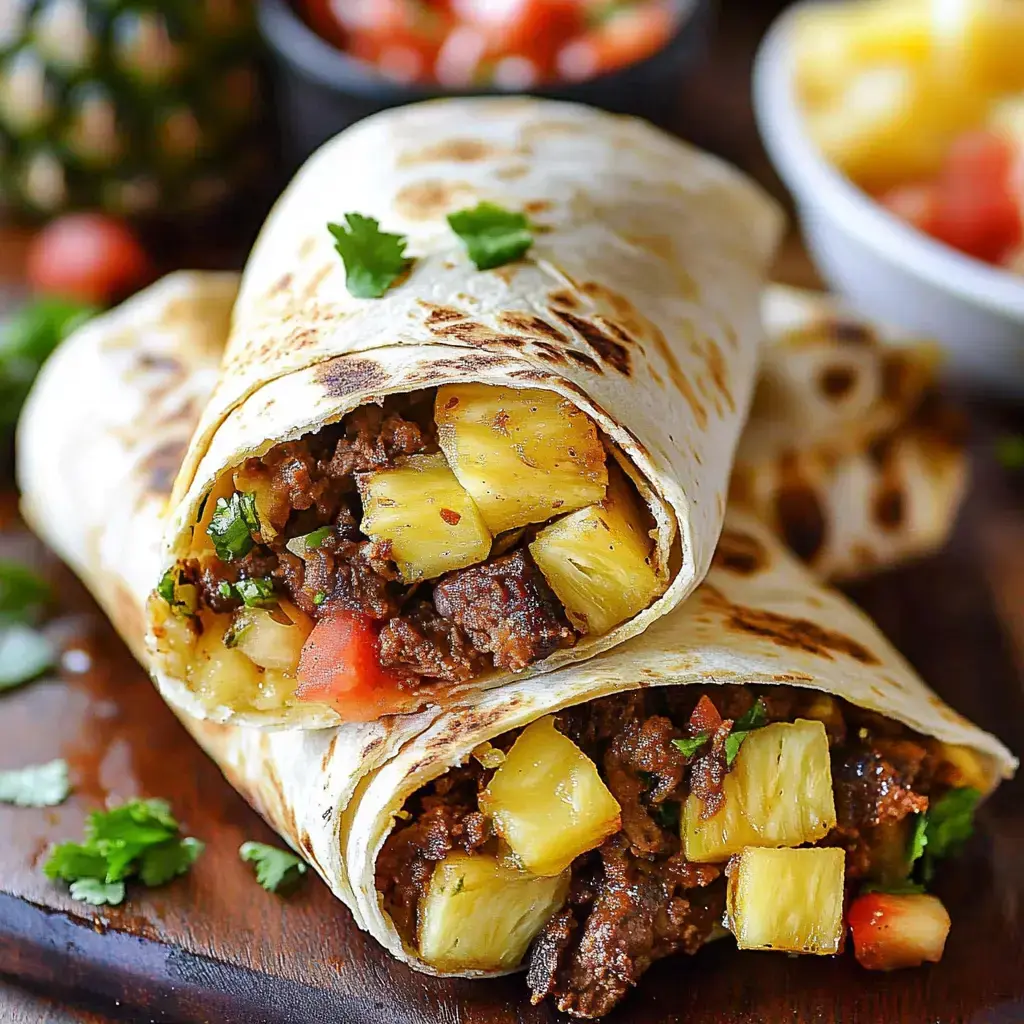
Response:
[880,182,940,236]
[848,892,951,972]
[296,610,408,721]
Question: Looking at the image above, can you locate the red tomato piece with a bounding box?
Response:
[880,183,940,237]
[296,610,409,722]
[689,694,723,735]
[26,214,151,305]
[848,893,951,972]
[564,3,674,79]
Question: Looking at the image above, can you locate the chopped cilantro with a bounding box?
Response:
[918,787,981,883]
[995,434,1024,470]
[724,699,768,767]
[157,568,176,604]
[217,581,235,600]
[43,797,202,905]
[207,492,259,562]
[239,841,307,893]
[313,591,327,606]
[673,733,710,758]
[0,561,51,617]
[0,623,54,692]
[235,578,277,608]
[328,214,411,299]
[285,526,333,558]
[157,567,197,617]
[0,758,70,807]
[909,812,928,867]
[447,202,534,270]
[223,620,252,649]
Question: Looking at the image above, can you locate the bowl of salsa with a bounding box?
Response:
[259,0,713,162]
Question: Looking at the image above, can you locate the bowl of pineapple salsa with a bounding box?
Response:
[753,0,1024,392]
[156,383,668,721]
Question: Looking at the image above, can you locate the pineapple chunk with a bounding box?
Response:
[529,467,661,635]
[935,741,992,793]
[227,604,313,673]
[417,852,569,971]
[480,716,620,877]
[189,612,264,706]
[727,846,846,954]
[683,720,836,862]
[435,384,608,535]
[359,453,491,582]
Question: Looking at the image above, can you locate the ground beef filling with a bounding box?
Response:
[376,685,944,1019]
[187,398,575,686]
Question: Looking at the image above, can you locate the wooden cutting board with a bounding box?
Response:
[1,417,1023,1024]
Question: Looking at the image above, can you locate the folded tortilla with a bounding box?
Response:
[732,286,968,580]
[147,98,783,729]
[18,274,1016,1018]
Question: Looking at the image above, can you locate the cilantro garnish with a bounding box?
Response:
[157,567,198,617]
[911,787,981,884]
[0,561,51,617]
[724,699,768,767]
[327,214,411,299]
[0,623,54,692]
[44,797,203,906]
[313,591,327,606]
[207,491,260,562]
[217,581,234,600]
[0,758,69,807]
[285,526,333,557]
[447,202,534,271]
[234,578,277,608]
[995,434,1024,471]
[239,841,308,893]
[673,734,710,758]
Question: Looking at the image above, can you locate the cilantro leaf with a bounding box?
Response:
[285,526,333,557]
[0,623,55,692]
[724,699,768,767]
[673,733,710,758]
[139,837,205,887]
[328,214,411,299]
[235,577,277,608]
[0,561,51,618]
[207,492,259,561]
[920,787,980,883]
[908,812,928,869]
[861,879,927,896]
[995,434,1024,471]
[239,841,308,893]
[70,878,126,907]
[157,567,197,616]
[448,202,534,270]
[0,758,69,807]
[44,842,111,882]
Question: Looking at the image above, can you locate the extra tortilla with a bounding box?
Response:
[150,97,784,728]
[17,273,1015,979]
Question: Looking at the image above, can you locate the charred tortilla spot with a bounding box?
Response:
[497,311,568,345]
[775,458,827,564]
[142,439,189,498]
[420,303,466,326]
[430,319,523,349]
[547,288,581,311]
[524,199,553,215]
[819,364,858,400]
[831,320,875,345]
[315,356,389,398]
[873,486,905,531]
[496,163,529,180]
[881,353,914,404]
[394,179,476,221]
[321,734,340,772]
[269,272,293,296]
[565,350,602,373]
[398,138,508,166]
[712,529,769,576]
[552,310,631,375]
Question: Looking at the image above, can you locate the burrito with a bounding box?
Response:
[18,276,1016,1020]
[146,98,783,728]
[732,286,968,580]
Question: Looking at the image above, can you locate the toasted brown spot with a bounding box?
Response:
[552,310,631,375]
[315,356,389,397]
[399,138,506,166]
[831,320,874,345]
[713,529,769,576]
[395,179,475,221]
[873,486,905,531]
[775,458,827,564]
[431,319,524,349]
[547,288,581,311]
[881,353,915,404]
[269,272,293,296]
[142,440,189,498]
[819,364,858,400]
[644,323,708,429]
[420,303,466,326]
[321,734,339,772]
[531,341,567,364]
[524,199,553,215]
[496,163,529,181]
[440,508,462,526]
[565,350,602,373]
[498,311,568,345]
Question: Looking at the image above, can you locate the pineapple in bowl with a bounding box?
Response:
[0,0,266,220]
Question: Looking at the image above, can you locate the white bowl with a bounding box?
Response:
[752,2,1024,394]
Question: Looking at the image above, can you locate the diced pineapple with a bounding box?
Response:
[435,384,608,535]
[728,846,846,954]
[358,453,492,582]
[683,720,836,862]
[480,716,621,877]
[417,852,569,971]
[935,741,993,793]
[233,465,286,541]
[227,604,313,673]
[189,612,264,706]
[529,467,661,635]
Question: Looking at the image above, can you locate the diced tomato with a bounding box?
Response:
[560,3,674,79]
[689,694,723,735]
[880,183,940,237]
[847,893,951,972]
[296,610,409,722]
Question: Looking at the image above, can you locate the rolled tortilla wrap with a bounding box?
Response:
[17,274,1016,1018]
[148,97,784,729]
[733,286,968,579]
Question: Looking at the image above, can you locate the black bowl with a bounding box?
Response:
[258,0,717,168]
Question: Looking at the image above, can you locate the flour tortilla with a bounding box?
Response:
[17,272,1015,979]
[150,97,784,728]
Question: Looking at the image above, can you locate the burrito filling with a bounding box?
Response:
[377,684,986,1018]
[155,385,668,718]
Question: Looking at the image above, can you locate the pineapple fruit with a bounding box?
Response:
[435,384,608,535]
[480,716,620,877]
[529,465,661,635]
[227,604,313,674]
[683,720,836,862]
[0,0,264,219]
[359,453,492,582]
[417,852,569,971]
[727,847,846,954]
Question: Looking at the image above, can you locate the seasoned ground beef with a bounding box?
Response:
[432,549,576,671]
[378,601,485,683]
[377,685,947,1020]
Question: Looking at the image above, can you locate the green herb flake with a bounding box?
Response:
[223,621,252,649]
[919,787,981,883]
[43,797,202,904]
[158,568,198,616]
[207,492,259,562]
[724,699,768,767]
[239,841,308,894]
[0,758,70,807]
[235,577,277,608]
[217,581,235,600]
[285,526,334,558]
[995,434,1024,471]
[0,623,55,692]
[448,202,534,271]
[327,214,411,299]
[908,812,928,868]
[157,568,176,604]
[673,733,710,758]
[313,591,327,606]
[452,876,466,896]
[0,560,51,618]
